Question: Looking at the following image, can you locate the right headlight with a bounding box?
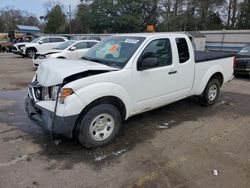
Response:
[19,45,25,50]
[38,55,46,59]
[49,86,74,103]
[50,86,60,101]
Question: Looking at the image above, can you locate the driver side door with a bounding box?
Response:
[133,38,178,113]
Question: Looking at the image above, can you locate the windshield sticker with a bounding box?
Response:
[108,45,120,52]
[124,39,139,44]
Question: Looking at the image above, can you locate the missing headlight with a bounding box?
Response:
[49,86,60,101]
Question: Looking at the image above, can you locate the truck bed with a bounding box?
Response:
[195,51,235,63]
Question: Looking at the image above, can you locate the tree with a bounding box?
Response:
[238,0,250,29]
[73,0,91,33]
[44,4,67,33]
[0,7,40,32]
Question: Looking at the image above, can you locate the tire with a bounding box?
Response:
[78,104,122,148]
[199,78,220,106]
[26,48,36,58]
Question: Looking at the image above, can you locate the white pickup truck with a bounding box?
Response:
[25,33,234,148]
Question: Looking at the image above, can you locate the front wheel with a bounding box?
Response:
[26,48,36,58]
[200,78,220,106]
[78,104,122,148]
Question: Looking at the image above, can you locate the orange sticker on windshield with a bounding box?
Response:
[108,45,120,52]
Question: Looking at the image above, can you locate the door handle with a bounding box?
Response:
[168,70,177,75]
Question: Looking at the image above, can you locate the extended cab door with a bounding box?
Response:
[133,38,178,112]
[175,37,195,96]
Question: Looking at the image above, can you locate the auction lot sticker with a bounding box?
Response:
[124,39,139,44]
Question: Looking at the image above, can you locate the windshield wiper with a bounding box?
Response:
[81,56,119,68]
[81,56,105,64]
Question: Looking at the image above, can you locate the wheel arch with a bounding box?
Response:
[73,96,127,137]
[194,64,225,95]
[209,72,224,86]
[26,47,37,54]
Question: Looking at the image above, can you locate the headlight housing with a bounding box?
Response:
[50,86,74,103]
[18,45,25,50]
[50,86,60,101]
[38,55,46,59]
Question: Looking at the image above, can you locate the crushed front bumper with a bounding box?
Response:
[24,95,78,138]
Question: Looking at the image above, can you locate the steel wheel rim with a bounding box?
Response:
[208,84,218,101]
[89,113,115,141]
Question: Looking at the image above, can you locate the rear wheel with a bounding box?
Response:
[78,104,122,148]
[200,78,220,106]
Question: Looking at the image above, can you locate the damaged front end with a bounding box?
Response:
[25,59,119,137]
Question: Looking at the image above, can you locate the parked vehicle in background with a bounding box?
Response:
[33,40,99,67]
[12,36,34,56]
[0,39,12,52]
[25,33,234,148]
[12,42,30,56]
[234,44,250,76]
[21,36,68,58]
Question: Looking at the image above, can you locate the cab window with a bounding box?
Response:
[75,42,87,49]
[41,38,50,43]
[87,42,97,48]
[138,39,172,69]
[50,38,65,43]
[176,38,190,63]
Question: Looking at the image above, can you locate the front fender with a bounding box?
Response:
[74,82,132,119]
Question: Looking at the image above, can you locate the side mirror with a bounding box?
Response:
[137,57,158,71]
[70,46,76,51]
[38,41,44,44]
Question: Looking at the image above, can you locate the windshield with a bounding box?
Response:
[82,36,145,68]
[31,38,41,43]
[54,41,75,50]
[239,45,250,55]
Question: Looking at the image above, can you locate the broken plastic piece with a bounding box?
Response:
[213,169,219,176]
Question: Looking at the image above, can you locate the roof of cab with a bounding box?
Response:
[115,32,188,38]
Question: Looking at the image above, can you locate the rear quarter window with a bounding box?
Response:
[176,38,190,63]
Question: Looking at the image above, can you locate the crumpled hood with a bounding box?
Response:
[36,59,118,86]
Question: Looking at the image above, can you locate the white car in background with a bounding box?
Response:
[33,40,99,67]
[21,36,68,58]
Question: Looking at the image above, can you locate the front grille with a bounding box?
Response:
[12,46,17,50]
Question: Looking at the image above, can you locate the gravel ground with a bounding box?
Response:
[0,53,250,188]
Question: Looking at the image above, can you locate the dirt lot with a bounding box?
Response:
[0,53,35,90]
[0,53,250,188]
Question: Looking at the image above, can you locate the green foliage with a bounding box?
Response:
[2,0,250,33]
[44,5,67,34]
[238,0,250,29]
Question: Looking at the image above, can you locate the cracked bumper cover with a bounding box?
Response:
[25,95,78,138]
